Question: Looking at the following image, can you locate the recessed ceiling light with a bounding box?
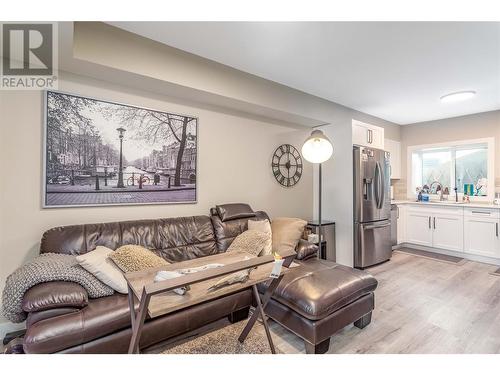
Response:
[440,91,476,103]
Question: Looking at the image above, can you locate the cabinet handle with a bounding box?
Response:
[397,206,400,219]
[428,216,431,229]
[496,223,499,237]
[433,217,436,229]
[367,129,371,144]
[472,211,491,216]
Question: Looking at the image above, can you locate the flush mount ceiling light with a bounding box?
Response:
[440,91,476,103]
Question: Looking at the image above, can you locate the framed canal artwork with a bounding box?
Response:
[43,90,198,208]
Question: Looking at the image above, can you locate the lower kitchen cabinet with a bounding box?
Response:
[397,204,500,260]
[405,207,433,247]
[464,209,500,258]
[403,205,464,252]
[432,210,464,252]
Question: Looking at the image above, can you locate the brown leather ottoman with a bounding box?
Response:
[259,258,378,354]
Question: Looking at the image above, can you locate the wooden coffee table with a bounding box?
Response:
[124,250,296,354]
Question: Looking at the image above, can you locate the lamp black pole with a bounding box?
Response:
[116,127,126,188]
[301,129,333,260]
[318,163,322,258]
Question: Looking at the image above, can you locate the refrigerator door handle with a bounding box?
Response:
[364,222,391,230]
[374,162,383,209]
[378,162,385,209]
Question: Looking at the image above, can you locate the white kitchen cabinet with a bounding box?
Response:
[405,207,433,246]
[432,209,464,252]
[404,205,464,251]
[385,139,401,179]
[464,209,500,258]
[352,120,384,149]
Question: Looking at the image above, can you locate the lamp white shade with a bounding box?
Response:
[301,130,333,164]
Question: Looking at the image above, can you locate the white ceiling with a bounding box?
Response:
[109,22,500,125]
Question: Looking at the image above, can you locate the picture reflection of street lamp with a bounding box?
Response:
[116,127,126,188]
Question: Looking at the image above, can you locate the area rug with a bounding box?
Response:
[395,248,465,265]
[162,319,281,354]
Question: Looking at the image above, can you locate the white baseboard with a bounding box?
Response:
[0,320,25,340]
[398,243,500,266]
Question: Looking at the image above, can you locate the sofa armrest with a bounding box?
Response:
[22,281,88,313]
[295,239,319,261]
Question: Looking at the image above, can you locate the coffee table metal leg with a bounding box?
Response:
[128,288,150,354]
[238,275,283,352]
[127,285,136,332]
[252,285,276,354]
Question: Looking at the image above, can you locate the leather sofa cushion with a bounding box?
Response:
[22,281,88,312]
[216,203,256,222]
[40,216,217,263]
[23,290,252,354]
[24,294,137,353]
[211,210,270,251]
[262,259,378,321]
[26,307,81,328]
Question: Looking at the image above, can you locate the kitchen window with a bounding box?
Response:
[408,138,495,200]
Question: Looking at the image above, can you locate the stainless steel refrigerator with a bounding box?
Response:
[353,146,392,268]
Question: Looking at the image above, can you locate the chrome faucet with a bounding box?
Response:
[429,181,445,201]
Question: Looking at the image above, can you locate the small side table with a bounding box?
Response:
[307,220,336,261]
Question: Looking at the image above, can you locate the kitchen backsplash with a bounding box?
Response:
[391,177,500,201]
[391,179,407,200]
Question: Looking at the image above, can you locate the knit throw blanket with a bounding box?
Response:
[1,253,114,323]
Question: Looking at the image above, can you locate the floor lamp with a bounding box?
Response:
[301,130,333,257]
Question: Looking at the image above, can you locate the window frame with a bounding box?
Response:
[406,137,495,202]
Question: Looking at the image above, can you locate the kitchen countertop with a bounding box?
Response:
[391,199,500,209]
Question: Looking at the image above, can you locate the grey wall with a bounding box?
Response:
[394,110,500,199]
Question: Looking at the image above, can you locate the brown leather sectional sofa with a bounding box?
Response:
[20,204,377,354]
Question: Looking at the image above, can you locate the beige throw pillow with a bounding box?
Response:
[110,245,169,273]
[271,217,307,254]
[227,230,269,257]
[248,219,273,256]
[76,246,128,294]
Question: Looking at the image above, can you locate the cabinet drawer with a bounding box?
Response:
[464,208,500,219]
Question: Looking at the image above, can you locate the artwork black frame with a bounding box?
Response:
[42,90,198,208]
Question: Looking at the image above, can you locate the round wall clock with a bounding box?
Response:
[271,144,303,187]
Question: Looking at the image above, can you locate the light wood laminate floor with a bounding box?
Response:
[264,250,500,354]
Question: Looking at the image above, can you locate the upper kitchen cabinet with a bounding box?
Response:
[352,120,384,149]
[385,138,402,179]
